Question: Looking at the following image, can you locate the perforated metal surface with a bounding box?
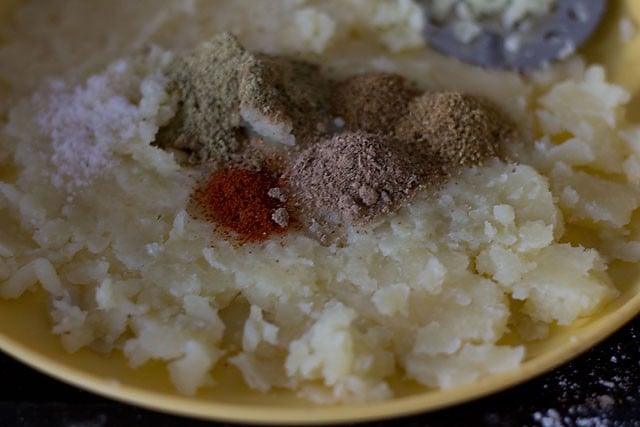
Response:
[421,0,607,70]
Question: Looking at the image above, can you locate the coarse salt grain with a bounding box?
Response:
[533,408,562,427]
[530,327,640,427]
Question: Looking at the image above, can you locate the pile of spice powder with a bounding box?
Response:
[192,166,289,244]
[158,33,250,163]
[287,131,423,227]
[395,91,514,167]
[330,72,420,135]
[157,33,333,166]
[239,54,332,146]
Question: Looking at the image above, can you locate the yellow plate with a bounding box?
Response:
[1,1,640,424]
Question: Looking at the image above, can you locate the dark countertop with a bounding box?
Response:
[1,316,640,427]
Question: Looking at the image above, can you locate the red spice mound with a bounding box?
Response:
[192,167,288,244]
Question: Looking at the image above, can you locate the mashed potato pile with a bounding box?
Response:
[0,0,639,403]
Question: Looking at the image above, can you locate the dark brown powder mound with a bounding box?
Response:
[395,91,514,168]
[288,131,423,225]
[330,72,420,135]
[238,54,333,146]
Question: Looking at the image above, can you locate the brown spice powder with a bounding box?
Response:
[288,131,423,227]
[330,72,420,135]
[239,54,333,146]
[395,91,514,168]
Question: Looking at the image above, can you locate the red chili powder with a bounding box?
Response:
[192,167,288,244]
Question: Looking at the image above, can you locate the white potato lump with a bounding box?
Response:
[0,0,638,403]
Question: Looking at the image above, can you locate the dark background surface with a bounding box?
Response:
[1,316,640,427]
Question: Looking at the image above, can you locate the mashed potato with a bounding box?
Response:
[0,0,638,403]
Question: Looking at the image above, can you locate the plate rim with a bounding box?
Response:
[1,1,639,424]
[1,290,639,425]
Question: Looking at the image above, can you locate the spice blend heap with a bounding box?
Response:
[158,33,515,244]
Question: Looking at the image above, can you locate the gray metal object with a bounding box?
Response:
[421,0,607,70]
